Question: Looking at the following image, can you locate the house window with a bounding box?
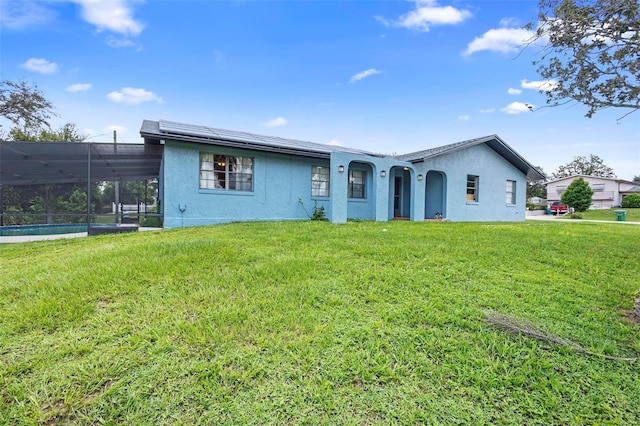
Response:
[591,184,605,192]
[506,180,516,204]
[556,185,567,193]
[466,175,479,202]
[311,166,330,197]
[200,153,253,191]
[348,169,366,199]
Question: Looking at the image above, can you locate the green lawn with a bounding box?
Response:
[1,221,639,424]
[579,208,640,222]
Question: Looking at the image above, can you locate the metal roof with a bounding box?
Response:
[398,135,546,181]
[141,119,383,159]
[139,120,544,181]
[0,141,163,186]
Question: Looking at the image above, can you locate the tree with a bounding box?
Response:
[621,193,640,207]
[529,0,640,119]
[0,80,55,136]
[101,180,158,206]
[9,122,87,142]
[527,166,547,200]
[634,175,640,183]
[551,154,615,179]
[3,121,90,224]
[561,177,594,211]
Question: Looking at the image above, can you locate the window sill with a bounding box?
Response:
[199,189,254,196]
[348,198,368,203]
[466,201,478,205]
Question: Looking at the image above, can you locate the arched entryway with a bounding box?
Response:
[425,170,446,219]
[347,162,376,220]
[389,166,412,219]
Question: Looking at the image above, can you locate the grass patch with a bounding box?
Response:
[1,221,639,424]
[579,208,640,222]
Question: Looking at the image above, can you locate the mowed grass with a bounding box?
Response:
[580,207,640,222]
[1,221,639,425]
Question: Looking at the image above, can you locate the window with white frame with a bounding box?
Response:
[200,153,253,191]
[591,184,605,192]
[348,169,366,199]
[466,175,479,202]
[506,180,516,204]
[311,166,330,197]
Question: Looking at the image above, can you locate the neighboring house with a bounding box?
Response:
[140,119,544,228]
[546,175,640,208]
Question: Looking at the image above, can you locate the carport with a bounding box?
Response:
[0,141,163,226]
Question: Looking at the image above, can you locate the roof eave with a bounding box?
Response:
[141,130,331,159]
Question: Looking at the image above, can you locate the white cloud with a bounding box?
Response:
[464,27,535,56]
[499,17,521,28]
[350,68,382,83]
[458,115,470,121]
[521,79,558,92]
[106,87,163,104]
[0,0,57,29]
[390,0,472,32]
[508,88,522,95]
[480,108,496,114]
[501,102,534,115]
[65,83,92,92]
[262,117,288,128]
[20,58,58,74]
[328,139,342,146]
[72,0,144,36]
[106,36,141,50]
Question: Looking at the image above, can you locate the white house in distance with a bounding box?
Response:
[546,175,640,208]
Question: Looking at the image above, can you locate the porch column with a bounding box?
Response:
[329,153,349,223]
[374,159,393,222]
[412,167,426,221]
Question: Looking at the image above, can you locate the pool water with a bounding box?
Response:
[0,224,88,237]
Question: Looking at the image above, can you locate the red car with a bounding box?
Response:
[549,201,568,215]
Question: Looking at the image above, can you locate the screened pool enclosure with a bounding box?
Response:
[0,141,163,230]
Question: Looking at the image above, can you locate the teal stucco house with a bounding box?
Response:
[140,119,544,228]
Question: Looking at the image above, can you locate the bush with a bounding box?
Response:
[297,198,328,221]
[561,177,593,212]
[621,194,640,208]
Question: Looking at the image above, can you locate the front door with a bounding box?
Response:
[394,177,402,217]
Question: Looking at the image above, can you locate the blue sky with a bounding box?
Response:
[1,0,638,179]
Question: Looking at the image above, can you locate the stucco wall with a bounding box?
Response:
[161,139,529,227]
[162,141,331,228]
[415,144,527,222]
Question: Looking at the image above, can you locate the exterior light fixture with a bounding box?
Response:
[380,170,386,177]
[417,174,423,181]
[403,166,409,171]
[338,165,345,173]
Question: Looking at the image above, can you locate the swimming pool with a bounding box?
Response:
[0,224,88,237]
[0,223,142,237]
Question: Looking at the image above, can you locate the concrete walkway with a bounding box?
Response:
[0,227,162,244]
[526,215,640,225]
